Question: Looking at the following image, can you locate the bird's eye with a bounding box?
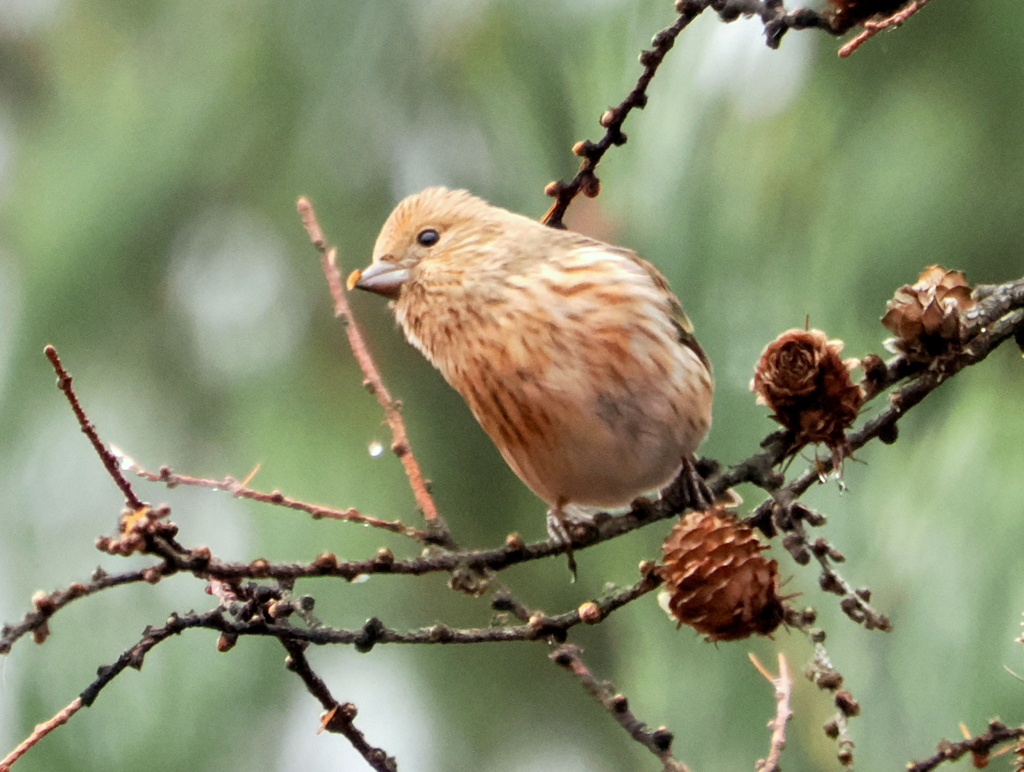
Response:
[416,228,440,247]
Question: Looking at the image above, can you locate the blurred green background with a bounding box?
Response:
[1,1,1023,770]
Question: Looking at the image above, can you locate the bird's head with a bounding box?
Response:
[350,187,502,300]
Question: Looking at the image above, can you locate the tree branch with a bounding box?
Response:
[0,565,156,653]
[297,196,454,548]
[906,720,1024,772]
[0,698,83,772]
[43,345,145,511]
[128,462,430,541]
[838,0,935,57]
[279,638,398,772]
[750,653,793,772]
[540,0,932,227]
[550,643,691,772]
[541,4,708,229]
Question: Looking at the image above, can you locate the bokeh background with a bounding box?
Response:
[1,1,1023,770]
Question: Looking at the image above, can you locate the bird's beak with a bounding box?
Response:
[348,260,410,300]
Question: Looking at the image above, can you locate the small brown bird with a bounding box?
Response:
[352,187,713,539]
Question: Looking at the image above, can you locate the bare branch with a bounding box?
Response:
[297,196,454,548]
[541,5,707,228]
[223,568,661,649]
[0,698,83,772]
[806,640,858,766]
[280,638,398,772]
[541,0,938,227]
[906,720,1024,772]
[78,610,229,707]
[0,566,156,653]
[43,345,145,511]
[839,0,934,57]
[550,643,691,772]
[751,653,793,772]
[753,499,893,631]
[129,462,430,541]
[2,609,231,771]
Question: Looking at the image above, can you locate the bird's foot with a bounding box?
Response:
[665,456,717,513]
[547,505,589,581]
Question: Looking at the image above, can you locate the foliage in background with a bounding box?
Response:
[1,1,1023,771]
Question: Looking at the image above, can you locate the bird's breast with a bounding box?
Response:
[392,261,712,508]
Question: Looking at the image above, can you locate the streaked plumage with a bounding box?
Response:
[354,187,713,524]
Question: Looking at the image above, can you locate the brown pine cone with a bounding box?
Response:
[881,264,974,361]
[751,328,864,451]
[658,507,783,641]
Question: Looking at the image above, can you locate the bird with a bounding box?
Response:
[350,187,713,547]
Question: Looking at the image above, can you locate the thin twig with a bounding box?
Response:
[0,698,83,772]
[550,643,691,772]
[0,566,155,653]
[43,345,145,511]
[539,0,883,227]
[541,4,708,228]
[767,499,893,631]
[129,569,655,650]
[751,653,793,772]
[806,641,858,766]
[231,568,660,648]
[1,609,227,772]
[839,0,933,57]
[296,197,453,548]
[280,638,397,772]
[906,720,1024,772]
[129,462,430,541]
[79,610,226,706]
